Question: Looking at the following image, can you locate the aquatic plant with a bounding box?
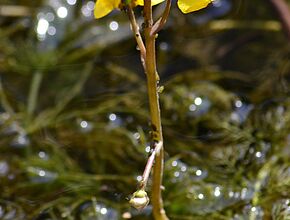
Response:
[0,0,289,219]
[94,0,212,219]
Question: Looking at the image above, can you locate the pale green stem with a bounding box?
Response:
[27,71,43,117]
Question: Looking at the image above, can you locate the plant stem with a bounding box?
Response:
[139,141,162,190]
[151,0,172,35]
[27,71,43,118]
[143,0,168,219]
[268,0,290,41]
[127,6,146,68]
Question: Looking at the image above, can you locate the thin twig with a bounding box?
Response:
[127,6,146,68]
[139,141,163,190]
[151,0,172,36]
[268,0,290,41]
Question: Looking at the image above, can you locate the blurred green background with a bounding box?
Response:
[0,0,289,219]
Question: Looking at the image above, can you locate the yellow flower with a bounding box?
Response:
[94,0,213,19]
[94,0,164,19]
[177,0,213,13]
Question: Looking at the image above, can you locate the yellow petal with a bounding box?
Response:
[177,0,212,13]
[94,0,121,19]
[135,0,165,6]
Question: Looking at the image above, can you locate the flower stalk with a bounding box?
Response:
[126,0,170,219]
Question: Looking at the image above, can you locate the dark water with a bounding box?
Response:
[0,0,289,219]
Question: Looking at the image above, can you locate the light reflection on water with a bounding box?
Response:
[78,201,119,220]
[27,167,58,183]
[164,157,265,215]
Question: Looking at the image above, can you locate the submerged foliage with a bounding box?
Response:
[0,0,289,219]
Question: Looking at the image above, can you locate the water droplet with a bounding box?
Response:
[81,5,92,17]
[174,171,180,177]
[86,1,95,11]
[79,120,93,132]
[47,26,56,36]
[38,170,45,177]
[100,207,107,215]
[136,175,142,182]
[109,113,117,121]
[198,193,204,200]
[188,97,211,117]
[107,113,123,128]
[194,97,202,106]
[145,145,151,153]
[37,12,45,20]
[243,205,264,220]
[80,121,87,128]
[36,18,49,35]
[67,0,77,5]
[235,100,243,108]
[255,151,262,158]
[231,103,253,124]
[94,202,118,219]
[171,161,178,167]
[196,169,202,176]
[189,104,197,111]
[181,165,187,172]
[57,7,68,18]
[28,167,57,183]
[109,21,119,31]
[214,186,221,197]
[45,12,55,22]
[38,151,48,160]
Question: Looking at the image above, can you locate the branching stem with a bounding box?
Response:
[127,6,146,67]
[139,141,162,190]
[151,0,172,36]
[128,1,170,219]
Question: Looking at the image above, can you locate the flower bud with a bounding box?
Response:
[129,190,149,210]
